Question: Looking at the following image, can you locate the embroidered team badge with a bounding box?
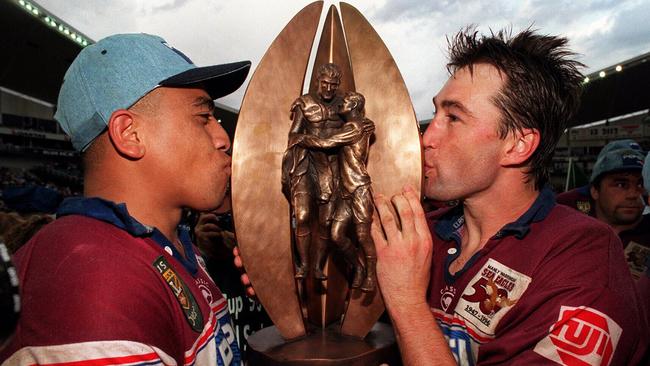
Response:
[153,256,204,332]
[455,258,531,336]
[576,201,591,214]
[534,306,622,366]
[440,285,457,312]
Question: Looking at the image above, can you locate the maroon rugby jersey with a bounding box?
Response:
[426,188,647,365]
[0,197,240,365]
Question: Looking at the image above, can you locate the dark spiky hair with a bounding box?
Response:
[447,27,584,189]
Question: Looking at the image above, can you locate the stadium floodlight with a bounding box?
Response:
[615,65,622,72]
[16,0,92,48]
[583,76,590,83]
[599,71,606,78]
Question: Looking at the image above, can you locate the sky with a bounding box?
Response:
[36,0,650,121]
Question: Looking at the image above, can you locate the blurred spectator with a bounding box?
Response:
[0,242,20,348]
[3,214,54,254]
[561,144,648,280]
[1,186,62,214]
[192,196,270,361]
[0,212,23,241]
[591,148,648,281]
[557,139,643,216]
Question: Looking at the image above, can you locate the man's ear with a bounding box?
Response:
[107,109,145,159]
[502,128,540,166]
[590,185,599,200]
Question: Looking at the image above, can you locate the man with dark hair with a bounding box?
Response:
[590,148,648,280]
[589,148,646,234]
[557,139,644,216]
[371,28,646,365]
[0,34,251,365]
[559,141,649,280]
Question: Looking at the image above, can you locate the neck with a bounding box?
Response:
[461,179,539,252]
[84,172,182,246]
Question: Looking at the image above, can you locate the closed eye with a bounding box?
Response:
[197,113,212,125]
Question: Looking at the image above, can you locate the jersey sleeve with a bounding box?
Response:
[1,221,185,363]
[479,228,647,365]
[2,341,176,365]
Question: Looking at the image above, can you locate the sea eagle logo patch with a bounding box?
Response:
[534,306,622,366]
[455,258,531,337]
[153,256,204,332]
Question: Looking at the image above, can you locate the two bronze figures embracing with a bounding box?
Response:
[282,63,376,292]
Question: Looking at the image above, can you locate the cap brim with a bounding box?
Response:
[160,61,251,99]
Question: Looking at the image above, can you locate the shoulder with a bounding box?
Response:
[15,215,144,266]
[291,94,318,110]
[556,187,593,215]
[10,216,180,356]
[533,204,617,256]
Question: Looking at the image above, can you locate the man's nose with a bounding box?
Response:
[422,117,440,148]
[211,122,231,152]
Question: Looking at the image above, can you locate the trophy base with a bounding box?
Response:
[247,322,400,365]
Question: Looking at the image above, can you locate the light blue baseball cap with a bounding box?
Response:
[590,148,645,183]
[55,33,251,151]
[597,139,642,160]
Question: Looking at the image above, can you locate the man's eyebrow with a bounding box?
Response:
[192,96,215,110]
[433,97,473,117]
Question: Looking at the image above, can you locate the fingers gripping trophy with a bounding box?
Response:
[231,2,421,364]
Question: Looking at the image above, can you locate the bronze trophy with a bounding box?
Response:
[231,2,421,364]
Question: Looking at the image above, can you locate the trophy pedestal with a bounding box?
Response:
[247,322,400,365]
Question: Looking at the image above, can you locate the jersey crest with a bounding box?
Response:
[153,256,204,332]
[455,258,531,336]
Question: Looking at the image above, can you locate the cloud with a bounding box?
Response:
[36,0,650,120]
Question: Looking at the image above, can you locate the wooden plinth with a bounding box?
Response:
[247,322,400,365]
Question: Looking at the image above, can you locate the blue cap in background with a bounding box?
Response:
[590,148,645,183]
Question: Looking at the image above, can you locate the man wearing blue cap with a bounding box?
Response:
[0,33,251,365]
[588,147,649,279]
[557,138,643,216]
[590,148,646,236]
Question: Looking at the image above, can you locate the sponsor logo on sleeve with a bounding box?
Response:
[534,306,622,366]
[455,258,531,337]
[153,256,204,332]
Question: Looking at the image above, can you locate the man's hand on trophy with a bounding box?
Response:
[233,246,257,298]
[362,120,375,134]
[370,185,433,311]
